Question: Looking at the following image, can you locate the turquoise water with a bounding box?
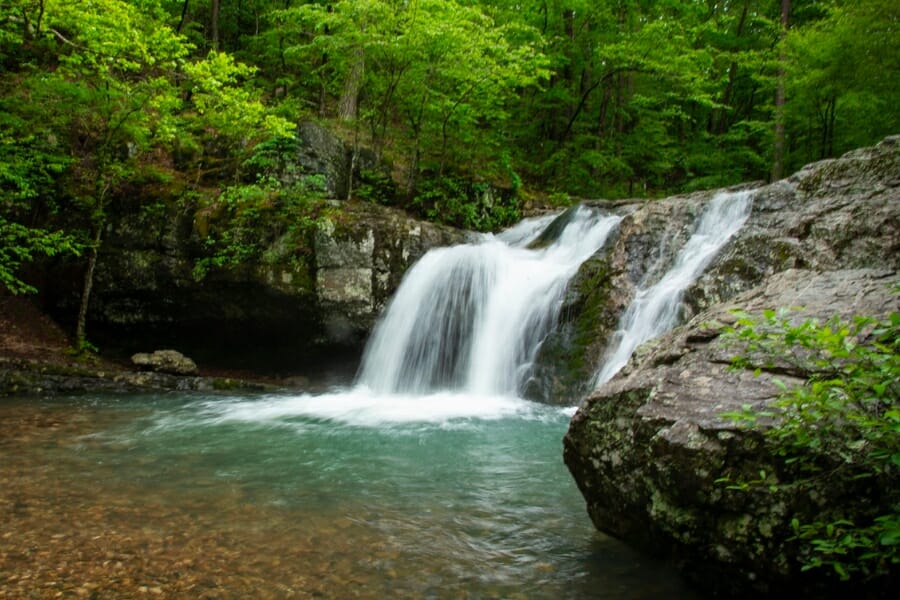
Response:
[1,391,698,598]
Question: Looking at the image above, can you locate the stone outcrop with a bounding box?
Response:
[564,269,898,596]
[43,188,464,373]
[562,137,899,596]
[313,201,468,343]
[533,136,899,403]
[291,121,381,200]
[131,349,198,375]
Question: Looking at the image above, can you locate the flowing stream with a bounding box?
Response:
[593,190,753,386]
[0,200,754,598]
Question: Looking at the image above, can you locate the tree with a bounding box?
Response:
[784,0,900,172]
[271,0,548,194]
[1,0,291,348]
[772,0,790,181]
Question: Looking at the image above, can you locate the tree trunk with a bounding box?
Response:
[211,0,220,51]
[177,0,190,33]
[771,0,790,181]
[75,225,103,349]
[715,1,749,134]
[339,48,365,121]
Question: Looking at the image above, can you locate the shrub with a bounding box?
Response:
[722,305,899,582]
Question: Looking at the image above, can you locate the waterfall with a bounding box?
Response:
[593,190,753,387]
[357,207,622,396]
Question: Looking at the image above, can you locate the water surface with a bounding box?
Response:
[1,391,698,599]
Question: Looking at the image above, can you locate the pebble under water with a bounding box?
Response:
[0,391,699,599]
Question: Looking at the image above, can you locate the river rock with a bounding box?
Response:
[562,136,900,597]
[564,269,898,596]
[532,136,900,403]
[131,350,199,375]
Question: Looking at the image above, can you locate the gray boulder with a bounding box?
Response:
[562,136,900,596]
[131,349,199,376]
[564,268,898,595]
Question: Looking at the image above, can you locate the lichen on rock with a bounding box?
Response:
[562,138,900,597]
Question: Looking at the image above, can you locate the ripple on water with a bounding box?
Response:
[0,395,699,599]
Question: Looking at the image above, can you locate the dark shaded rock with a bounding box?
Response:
[44,191,465,374]
[564,269,898,597]
[0,357,277,396]
[131,349,198,376]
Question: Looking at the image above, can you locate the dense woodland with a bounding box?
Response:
[1,0,898,343]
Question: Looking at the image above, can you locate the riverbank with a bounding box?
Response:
[0,296,283,396]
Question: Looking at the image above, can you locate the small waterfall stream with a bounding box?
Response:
[356,206,622,396]
[593,189,753,386]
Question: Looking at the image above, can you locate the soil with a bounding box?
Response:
[0,295,125,372]
[0,295,289,387]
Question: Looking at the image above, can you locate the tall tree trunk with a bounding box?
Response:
[715,1,749,134]
[338,48,365,121]
[211,0,220,51]
[177,0,190,33]
[771,0,790,181]
[75,225,103,349]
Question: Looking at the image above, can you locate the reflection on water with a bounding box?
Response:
[0,393,698,599]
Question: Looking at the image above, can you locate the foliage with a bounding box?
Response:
[0,0,897,299]
[784,0,900,171]
[0,219,81,294]
[410,177,520,232]
[0,112,81,294]
[722,306,900,581]
[193,171,329,281]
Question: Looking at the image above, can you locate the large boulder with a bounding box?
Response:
[562,136,900,596]
[564,269,898,596]
[533,136,900,402]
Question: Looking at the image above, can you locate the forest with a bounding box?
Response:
[1,0,898,309]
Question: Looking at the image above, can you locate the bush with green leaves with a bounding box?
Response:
[410,176,520,232]
[721,305,899,582]
[193,173,328,282]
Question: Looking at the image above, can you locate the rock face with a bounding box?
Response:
[534,136,899,402]
[131,349,198,376]
[562,137,899,596]
[44,189,464,373]
[291,121,380,200]
[313,201,467,343]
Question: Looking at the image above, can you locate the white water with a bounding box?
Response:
[593,190,753,386]
[356,207,622,397]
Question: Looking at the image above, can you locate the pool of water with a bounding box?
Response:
[0,391,698,599]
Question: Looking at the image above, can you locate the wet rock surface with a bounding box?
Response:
[562,136,900,597]
[534,137,899,403]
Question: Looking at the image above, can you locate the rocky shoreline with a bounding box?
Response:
[0,295,286,397]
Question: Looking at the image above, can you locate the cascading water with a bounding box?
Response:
[592,189,753,387]
[356,207,622,396]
